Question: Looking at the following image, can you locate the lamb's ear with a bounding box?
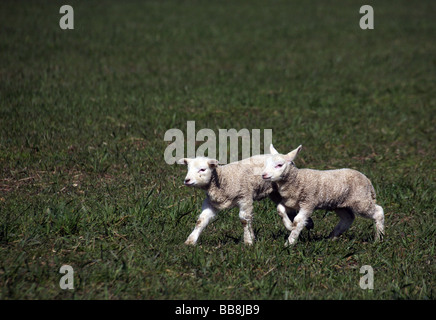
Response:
[207,159,219,168]
[176,158,191,165]
[286,145,302,162]
[269,144,279,155]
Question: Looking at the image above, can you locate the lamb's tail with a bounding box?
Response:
[370,183,377,201]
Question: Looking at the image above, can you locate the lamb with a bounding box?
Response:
[261,144,384,246]
[177,155,314,245]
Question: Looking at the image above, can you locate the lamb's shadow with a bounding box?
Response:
[268,229,327,243]
[222,233,242,245]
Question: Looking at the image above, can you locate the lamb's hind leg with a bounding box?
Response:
[352,203,384,242]
[329,208,355,239]
[239,203,255,245]
[372,205,384,241]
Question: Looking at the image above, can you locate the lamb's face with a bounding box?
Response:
[262,144,302,181]
[262,155,288,182]
[177,157,219,188]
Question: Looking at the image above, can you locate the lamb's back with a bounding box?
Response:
[284,168,375,210]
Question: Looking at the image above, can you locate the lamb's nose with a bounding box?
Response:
[262,173,268,179]
[184,178,191,184]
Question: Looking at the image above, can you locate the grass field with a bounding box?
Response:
[0,0,435,300]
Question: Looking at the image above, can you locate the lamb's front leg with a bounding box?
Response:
[185,198,217,245]
[239,203,255,245]
[286,208,312,247]
[277,203,294,231]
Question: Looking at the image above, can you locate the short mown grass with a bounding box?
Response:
[0,0,435,299]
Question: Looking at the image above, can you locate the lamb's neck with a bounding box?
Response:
[202,167,224,195]
[277,165,300,191]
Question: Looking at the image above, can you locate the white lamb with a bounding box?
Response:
[262,144,384,246]
[177,155,314,245]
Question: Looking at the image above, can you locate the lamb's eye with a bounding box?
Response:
[199,168,206,172]
[275,164,283,168]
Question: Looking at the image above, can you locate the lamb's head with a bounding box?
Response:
[176,157,219,188]
[262,144,302,182]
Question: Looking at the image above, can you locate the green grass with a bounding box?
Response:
[0,0,435,299]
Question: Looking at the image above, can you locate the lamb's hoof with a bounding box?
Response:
[375,234,384,242]
[184,239,196,246]
[328,232,339,240]
[243,236,255,246]
[284,240,294,248]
